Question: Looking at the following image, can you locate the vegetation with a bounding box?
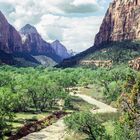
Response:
[86,41,140,65]
[0,65,104,138]
[113,72,140,140]
[0,61,138,139]
[0,91,15,138]
[64,112,110,140]
[66,96,96,111]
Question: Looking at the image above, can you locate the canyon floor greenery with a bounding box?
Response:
[0,63,138,139]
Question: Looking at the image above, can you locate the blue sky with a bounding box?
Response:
[0,0,112,52]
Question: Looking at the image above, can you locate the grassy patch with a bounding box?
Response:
[69,96,97,111]
[96,112,120,122]
[103,121,115,137]
[79,85,105,102]
[15,112,49,121]
[11,112,50,132]
[65,132,87,140]
[98,112,120,137]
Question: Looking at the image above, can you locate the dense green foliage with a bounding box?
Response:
[86,41,140,65]
[0,91,15,138]
[0,64,138,139]
[64,112,110,140]
[114,73,140,140]
[101,65,136,104]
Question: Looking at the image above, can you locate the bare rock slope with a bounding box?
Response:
[51,40,71,59]
[0,11,22,53]
[95,0,140,45]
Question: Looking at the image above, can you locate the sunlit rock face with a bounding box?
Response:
[94,0,140,46]
[0,11,22,53]
[129,57,140,70]
[20,24,54,54]
[51,40,71,59]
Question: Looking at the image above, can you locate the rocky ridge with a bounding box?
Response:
[51,40,71,59]
[20,24,54,55]
[0,11,70,65]
[95,0,140,45]
[57,0,140,68]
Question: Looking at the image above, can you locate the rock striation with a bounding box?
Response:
[95,0,140,46]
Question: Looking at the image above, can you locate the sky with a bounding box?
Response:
[0,0,112,52]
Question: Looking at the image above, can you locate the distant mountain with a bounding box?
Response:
[57,0,140,68]
[0,11,72,66]
[0,11,39,66]
[20,24,61,63]
[51,40,71,59]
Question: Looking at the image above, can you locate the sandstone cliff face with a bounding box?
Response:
[20,24,54,54]
[20,24,62,62]
[95,0,140,46]
[129,57,140,70]
[0,11,22,53]
[80,60,112,68]
[51,40,71,59]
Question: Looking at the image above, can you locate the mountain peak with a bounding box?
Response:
[20,24,37,34]
[24,24,34,28]
[51,41,71,59]
[52,40,61,45]
[19,24,56,55]
[52,40,61,44]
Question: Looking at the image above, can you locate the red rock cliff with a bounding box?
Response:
[20,24,55,54]
[0,11,22,53]
[94,0,140,46]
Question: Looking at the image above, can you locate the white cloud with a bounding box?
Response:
[73,0,97,5]
[0,0,110,52]
[36,15,103,52]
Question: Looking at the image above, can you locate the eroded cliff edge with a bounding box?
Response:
[95,0,140,46]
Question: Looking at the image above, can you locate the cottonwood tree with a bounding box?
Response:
[64,112,109,140]
[28,82,68,112]
[0,89,15,139]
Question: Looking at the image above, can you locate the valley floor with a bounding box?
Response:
[75,94,117,114]
[21,91,117,140]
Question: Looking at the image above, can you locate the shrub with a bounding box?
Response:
[64,112,110,140]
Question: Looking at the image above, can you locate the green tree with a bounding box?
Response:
[114,73,139,140]
[0,89,15,139]
[27,82,68,112]
[64,112,109,140]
